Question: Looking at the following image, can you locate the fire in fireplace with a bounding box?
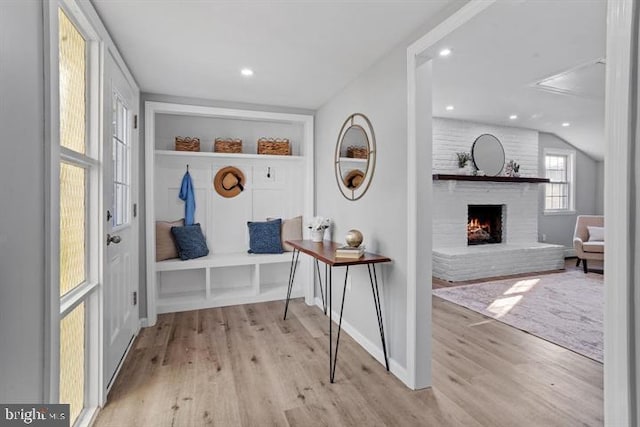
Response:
[467,204,503,245]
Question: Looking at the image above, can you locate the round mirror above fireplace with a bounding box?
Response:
[471,134,505,176]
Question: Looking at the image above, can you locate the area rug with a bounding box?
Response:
[433,270,603,362]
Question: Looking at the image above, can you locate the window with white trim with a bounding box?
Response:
[544,149,575,213]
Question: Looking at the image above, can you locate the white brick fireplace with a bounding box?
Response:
[432,118,565,282]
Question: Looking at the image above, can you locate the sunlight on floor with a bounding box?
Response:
[487,295,523,318]
[503,278,540,295]
[484,278,539,317]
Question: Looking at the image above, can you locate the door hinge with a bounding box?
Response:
[134,114,138,129]
[133,291,137,306]
[133,203,137,218]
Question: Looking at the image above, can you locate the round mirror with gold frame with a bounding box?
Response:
[334,113,376,201]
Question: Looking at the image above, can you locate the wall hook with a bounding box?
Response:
[186,164,189,172]
[267,167,271,178]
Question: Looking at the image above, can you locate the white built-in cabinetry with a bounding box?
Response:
[144,102,314,326]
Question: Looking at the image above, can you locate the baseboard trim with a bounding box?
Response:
[564,248,577,258]
[313,297,409,386]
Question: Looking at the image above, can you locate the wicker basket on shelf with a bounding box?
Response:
[347,145,368,159]
[214,138,243,153]
[257,138,291,156]
[175,137,200,152]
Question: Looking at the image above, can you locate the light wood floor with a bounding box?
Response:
[94,288,603,426]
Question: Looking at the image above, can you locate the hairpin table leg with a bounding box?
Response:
[328,266,332,381]
[283,248,300,320]
[315,259,326,314]
[330,266,349,383]
[368,264,389,371]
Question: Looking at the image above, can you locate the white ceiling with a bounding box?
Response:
[92,0,606,159]
[428,0,606,160]
[92,0,455,110]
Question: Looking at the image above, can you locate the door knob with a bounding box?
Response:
[107,234,122,245]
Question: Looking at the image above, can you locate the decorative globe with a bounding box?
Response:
[345,229,363,248]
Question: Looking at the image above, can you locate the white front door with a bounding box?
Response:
[104,50,139,389]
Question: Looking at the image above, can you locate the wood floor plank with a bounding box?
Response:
[94,292,603,427]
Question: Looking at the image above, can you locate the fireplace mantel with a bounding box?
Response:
[432,174,550,183]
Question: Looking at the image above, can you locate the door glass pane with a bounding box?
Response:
[112,93,130,228]
[60,303,85,426]
[58,9,86,154]
[60,163,86,296]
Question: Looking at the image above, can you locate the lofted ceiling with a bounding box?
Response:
[428,0,606,160]
[91,0,456,110]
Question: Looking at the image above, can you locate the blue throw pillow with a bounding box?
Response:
[247,219,284,254]
[171,223,209,260]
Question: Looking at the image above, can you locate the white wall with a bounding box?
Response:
[308,48,440,385]
[433,117,539,175]
[538,132,600,249]
[315,45,410,370]
[0,0,46,402]
[313,0,467,385]
[595,160,604,215]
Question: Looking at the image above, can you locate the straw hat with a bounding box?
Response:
[344,169,365,189]
[213,166,245,198]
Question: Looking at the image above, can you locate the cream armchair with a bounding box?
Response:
[573,215,604,273]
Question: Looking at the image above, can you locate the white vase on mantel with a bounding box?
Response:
[458,164,470,175]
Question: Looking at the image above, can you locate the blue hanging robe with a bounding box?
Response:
[179,171,195,225]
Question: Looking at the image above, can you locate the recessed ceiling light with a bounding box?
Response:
[240,68,254,77]
[439,48,452,57]
[445,105,454,111]
[562,122,570,127]
[509,114,518,120]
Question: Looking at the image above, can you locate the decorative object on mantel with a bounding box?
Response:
[456,151,472,174]
[345,229,364,248]
[504,159,521,177]
[213,166,245,198]
[471,134,505,176]
[308,216,331,242]
[257,137,291,155]
[175,136,200,152]
[214,138,242,153]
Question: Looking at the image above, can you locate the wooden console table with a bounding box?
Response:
[283,239,391,383]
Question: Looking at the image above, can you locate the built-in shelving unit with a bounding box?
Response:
[432,174,550,183]
[156,150,304,162]
[144,101,315,326]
